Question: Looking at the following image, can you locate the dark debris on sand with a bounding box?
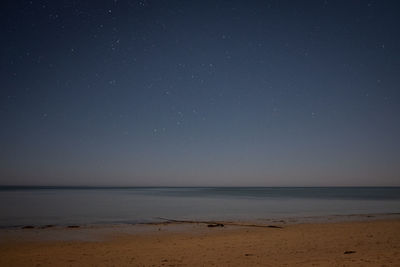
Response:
[207,223,225,228]
[21,225,35,229]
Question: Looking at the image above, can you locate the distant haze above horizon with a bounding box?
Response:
[1,1,400,186]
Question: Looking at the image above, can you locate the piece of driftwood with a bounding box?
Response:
[39,224,55,229]
[207,223,224,227]
[267,225,283,228]
[21,225,35,229]
[155,217,283,229]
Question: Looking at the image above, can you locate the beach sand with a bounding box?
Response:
[1,219,399,266]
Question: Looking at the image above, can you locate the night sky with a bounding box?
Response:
[1,0,400,186]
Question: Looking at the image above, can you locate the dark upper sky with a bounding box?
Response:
[1,0,399,186]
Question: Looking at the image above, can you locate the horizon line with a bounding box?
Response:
[1,185,400,189]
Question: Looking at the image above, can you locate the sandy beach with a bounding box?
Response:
[1,218,399,266]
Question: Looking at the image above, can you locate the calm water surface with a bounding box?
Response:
[0,187,399,227]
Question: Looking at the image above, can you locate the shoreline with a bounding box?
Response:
[1,211,399,231]
[1,217,399,266]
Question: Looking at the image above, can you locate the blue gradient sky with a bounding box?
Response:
[1,0,399,186]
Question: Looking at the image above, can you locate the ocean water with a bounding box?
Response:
[0,186,399,227]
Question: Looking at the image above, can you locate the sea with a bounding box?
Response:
[0,186,399,227]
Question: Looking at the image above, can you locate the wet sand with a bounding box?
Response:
[1,219,399,266]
